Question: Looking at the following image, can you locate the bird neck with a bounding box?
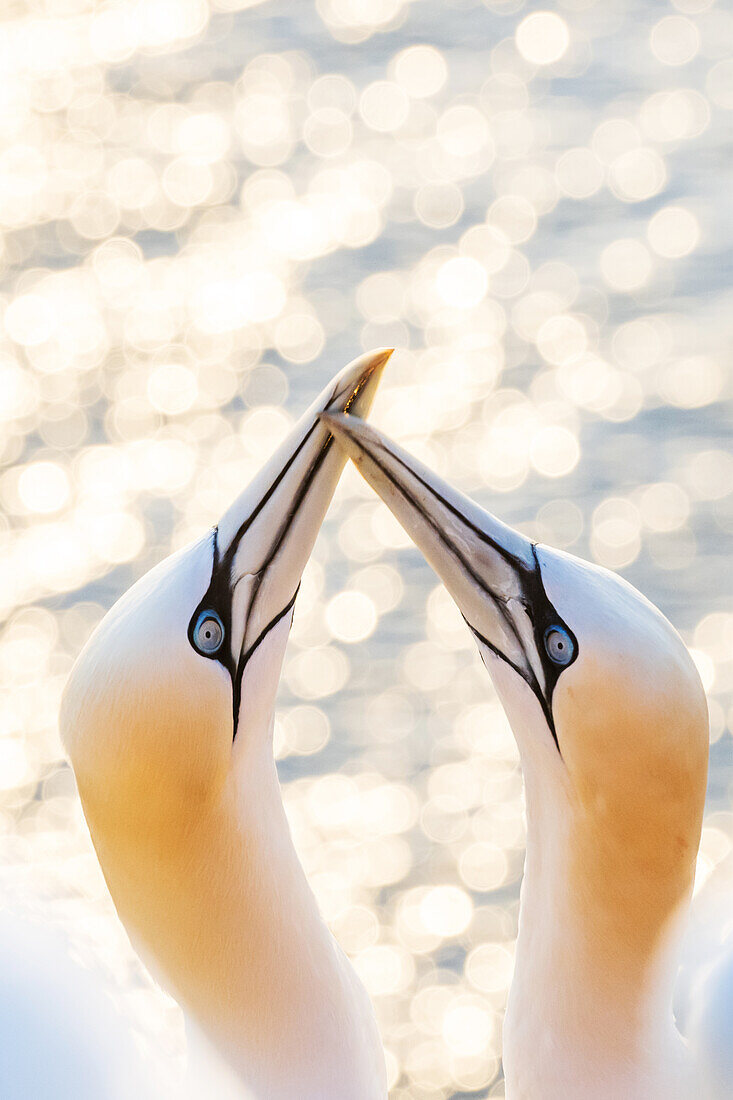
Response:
[503,765,695,1100]
[81,729,384,1100]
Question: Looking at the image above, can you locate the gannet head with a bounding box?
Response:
[60,350,391,834]
[323,414,708,875]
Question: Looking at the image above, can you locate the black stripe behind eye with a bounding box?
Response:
[231,585,300,736]
[226,426,334,739]
[465,618,561,753]
[348,436,572,755]
[193,412,339,740]
[190,369,376,741]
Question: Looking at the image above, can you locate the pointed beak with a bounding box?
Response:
[193,349,392,728]
[321,413,571,745]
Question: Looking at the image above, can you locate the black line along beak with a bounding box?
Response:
[189,349,393,735]
[321,413,576,751]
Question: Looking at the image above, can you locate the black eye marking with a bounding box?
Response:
[230,584,299,733]
[188,533,298,737]
[187,414,332,739]
[340,436,579,755]
[525,546,578,741]
[463,546,578,756]
[187,529,230,661]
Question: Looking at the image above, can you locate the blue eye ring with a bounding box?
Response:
[192,610,225,655]
[544,625,575,667]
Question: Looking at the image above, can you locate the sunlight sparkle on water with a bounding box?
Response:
[0,1,731,1097]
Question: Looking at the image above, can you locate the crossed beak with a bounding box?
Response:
[320,413,572,746]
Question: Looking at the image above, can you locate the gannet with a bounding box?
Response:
[0,912,152,1100]
[323,412,712,1100]
[59,351,393,1100]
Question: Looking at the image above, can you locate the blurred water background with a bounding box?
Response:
[0,0,732,1096]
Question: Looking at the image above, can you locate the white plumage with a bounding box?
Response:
[60,352,392,1100]
[325,411,731,1100]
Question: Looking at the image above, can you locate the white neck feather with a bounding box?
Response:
[222,738,386,1099]
[71,616,387,1100]
[502,766,693,1100]
[87,722,385,1100]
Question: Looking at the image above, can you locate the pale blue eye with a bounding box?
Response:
[544,625,574,666]
[193,610,224,655]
